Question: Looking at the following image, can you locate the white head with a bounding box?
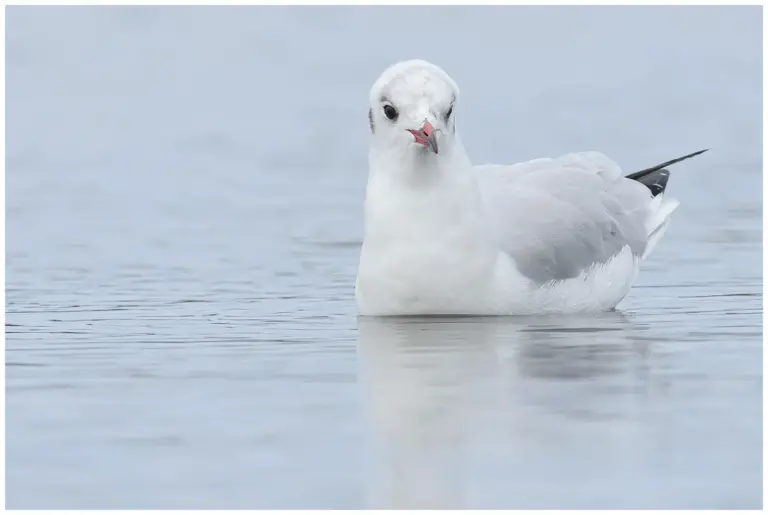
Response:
[368,60,460,160]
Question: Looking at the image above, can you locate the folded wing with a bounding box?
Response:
[474,150,706,284]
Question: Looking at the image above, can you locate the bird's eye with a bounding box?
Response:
[382,104,398,121]
[445,105,454,120]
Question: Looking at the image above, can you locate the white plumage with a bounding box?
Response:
[356,59,704,316]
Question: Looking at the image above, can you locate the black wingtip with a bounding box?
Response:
[637,168,671,197]
[626,148,709,182]
[626,149,708,197]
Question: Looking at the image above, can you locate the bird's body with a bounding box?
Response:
[356,60,706,316]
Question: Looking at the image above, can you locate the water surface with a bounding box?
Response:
[5,6,762,509]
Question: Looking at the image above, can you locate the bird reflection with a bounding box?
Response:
[356,312,649,509]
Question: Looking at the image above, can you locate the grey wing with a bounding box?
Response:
[474,152,652,284]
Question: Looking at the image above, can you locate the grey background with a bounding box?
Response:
[5,6,762,509]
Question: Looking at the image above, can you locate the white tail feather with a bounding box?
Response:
[643,194,680,259]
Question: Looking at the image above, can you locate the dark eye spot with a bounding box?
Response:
[383,104,398,121]
[445,105,453,120]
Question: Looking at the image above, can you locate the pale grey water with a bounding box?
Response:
[5,6,763,509]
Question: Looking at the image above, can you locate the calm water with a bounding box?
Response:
[5,6,763,509]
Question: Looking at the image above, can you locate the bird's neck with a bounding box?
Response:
[368,140,472,188]
[358,143,500,316]
[363,143,491,249]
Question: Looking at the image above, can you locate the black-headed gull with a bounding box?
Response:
[356,59,707,316]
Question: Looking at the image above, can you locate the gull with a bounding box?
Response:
[355,59,707,316]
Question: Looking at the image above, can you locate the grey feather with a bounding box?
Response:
[475,152,654,284]
[474,149,707,284]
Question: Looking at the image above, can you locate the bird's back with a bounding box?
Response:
[473,151,656,286]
